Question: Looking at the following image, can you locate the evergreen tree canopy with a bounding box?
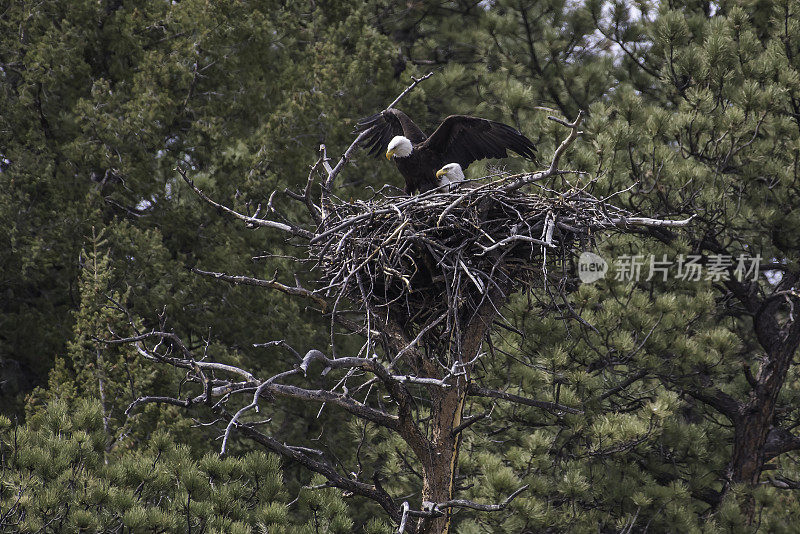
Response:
[3,0,800,532]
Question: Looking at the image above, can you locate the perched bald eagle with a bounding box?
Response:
[435,163,465,190]
[357,109,537,194]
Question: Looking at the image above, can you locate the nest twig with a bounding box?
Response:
[311,175,678,342]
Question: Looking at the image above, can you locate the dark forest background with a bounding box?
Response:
[4,0,800,531]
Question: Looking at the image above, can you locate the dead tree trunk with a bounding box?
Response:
[412,289,504,534]
[417,383,466,534]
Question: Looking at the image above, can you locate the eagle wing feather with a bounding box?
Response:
[421,115,537,169]
[355,109,427,157]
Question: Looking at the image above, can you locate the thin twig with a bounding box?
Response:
[177,166,313,238]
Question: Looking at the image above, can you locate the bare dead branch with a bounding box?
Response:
[285,151,324,224]
[386,72,435,109]
[397,501,412,534]
[191,267,327,308]
[177,166,314,238]
[106,331,258,382]
[606,215,696,228]
[467,385,583,414]
[221,368,300,455]
[435,484,529,512]
[502,111,585,192]
[406,484,530,518]
[236,424,401,522]
[452,407,493,436]
[125,395,192,415]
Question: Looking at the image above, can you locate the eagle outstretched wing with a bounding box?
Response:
[420,115,537,169]
[355,109,427,156]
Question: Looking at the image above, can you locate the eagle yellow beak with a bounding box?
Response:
[436,168,447,178]
[385,149,395,160]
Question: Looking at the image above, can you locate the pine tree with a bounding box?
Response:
[0,229,357,532]
[0,400,295,533]
[0,0,401,415]
[1,0,403,529]
[446,0,800,530]
[378,1,800,529]
[6,0,800,531]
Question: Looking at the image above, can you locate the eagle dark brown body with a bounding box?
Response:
[394,150,450,194]
[357,108,537,194]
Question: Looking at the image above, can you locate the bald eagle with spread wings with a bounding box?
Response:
[357,109,537,194]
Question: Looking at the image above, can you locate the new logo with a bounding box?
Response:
[578,252,608,284]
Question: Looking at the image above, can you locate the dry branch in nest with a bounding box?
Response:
[311,175,692,353]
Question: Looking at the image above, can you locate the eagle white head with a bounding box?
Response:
[386,136,413,160]
[435,163,465,189]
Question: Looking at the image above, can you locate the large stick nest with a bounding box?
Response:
[311,177,636,331]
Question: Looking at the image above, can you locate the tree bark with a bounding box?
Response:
[417,380,467,534]
[725,300,800,521]
[415,288,505,534]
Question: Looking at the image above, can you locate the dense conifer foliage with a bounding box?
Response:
[3,1,800,532]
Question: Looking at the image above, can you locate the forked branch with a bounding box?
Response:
[191,267,327,308]
[399,484,530,525]
[176,166,314,239]
[502,110,585,192]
